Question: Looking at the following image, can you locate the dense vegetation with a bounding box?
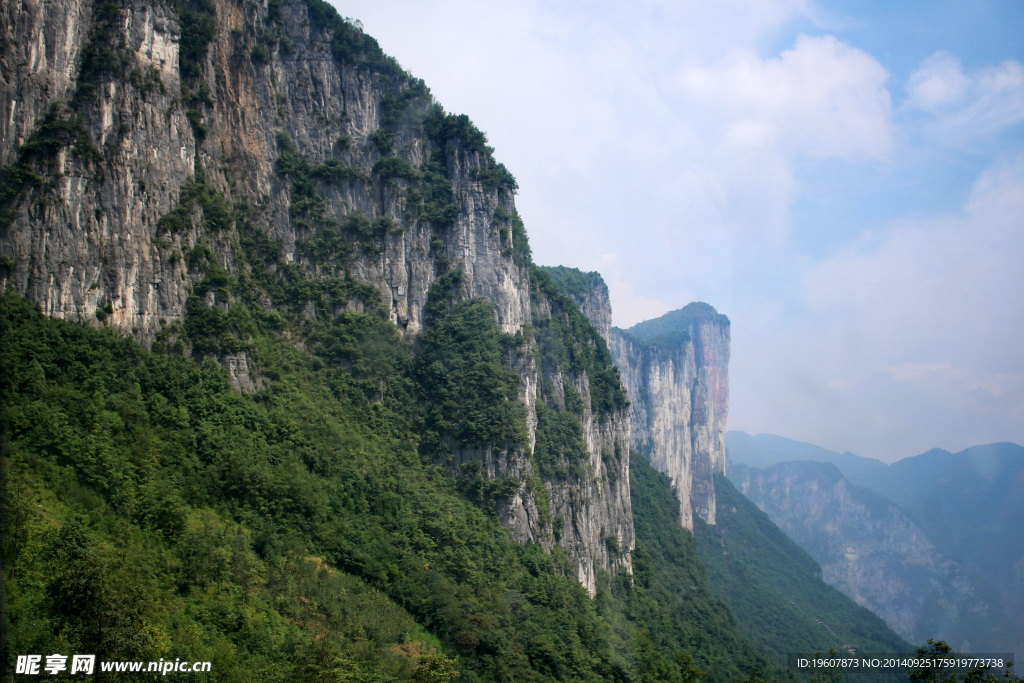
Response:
[693,474,911,673]
[0,290,790,682]
[0,279,821,682]
[622,455,782,682]
[621,302,729,348]
[531,267,628,418]
[416,273,528,455]
[540,266,608,306]
[0,292,601,681]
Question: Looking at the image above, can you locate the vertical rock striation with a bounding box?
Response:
[538,270,730,533]
[0,0,631,593]
[0,0,531,341]
[610,304,730,529]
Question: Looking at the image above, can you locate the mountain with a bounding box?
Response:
[540,266,612,340]
[609,304,730,529]
[693,473,910,672]
[0,0,641,596]
[866,443,1024,655]
[0,0,930,678]
[0,0,784,678]
[545,271,914,667]
[858,444,1024,566]
[727,431,1024,655]
[541,272,731,531]
[727,430,890,485]
[729,460,1002,652]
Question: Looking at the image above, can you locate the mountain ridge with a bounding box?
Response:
[542,271,732,532]
[610,304,731,528]
[0,0,639,595]
[727,430,1024,655]
[0,0,939,678]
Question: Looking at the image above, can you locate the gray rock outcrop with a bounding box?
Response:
[542,271,731,533]
[0,0,631,594]
[610,304,730,529]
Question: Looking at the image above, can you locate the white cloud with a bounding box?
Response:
[906,53,970,109]
[606,281,672,331]
[885,362,1024,403]
[334,0,892,267]
[801,154,1024,368]
[747,155,1024,458]
[674,35,893,162]
[652,33,894,256]
[328,1,1024,458]
[905,53,1024,144]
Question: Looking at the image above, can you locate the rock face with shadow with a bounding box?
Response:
[727,432,1024,654]
[542,271,730,534]
[609,304,729,529]
[0,0,634,594]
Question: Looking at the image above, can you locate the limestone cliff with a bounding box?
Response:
[0,0,529,340]
[538,271,730,532]
[0,0,630,593]
[610,304,730,529]
[444,269,635,593]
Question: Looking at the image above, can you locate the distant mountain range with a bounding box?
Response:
[726,431,1024,656]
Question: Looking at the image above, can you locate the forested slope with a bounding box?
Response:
[694,474,910,672]
[1,292,778,682]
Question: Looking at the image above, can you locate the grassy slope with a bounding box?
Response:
[694,475,910,672]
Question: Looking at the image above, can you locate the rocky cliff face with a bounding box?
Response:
[730,458,1018,652]
[609,304,730,529]
[446,271,635,593]
[0,0,528,340]
[0,0,630,594]
[542,274,731,533]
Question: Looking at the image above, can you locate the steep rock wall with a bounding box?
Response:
[0,0,529,340]
[0,0,630,593]
[609,305,729,529]
[528,273,633,591]
[729,460,992,650]
[443,274,635,595]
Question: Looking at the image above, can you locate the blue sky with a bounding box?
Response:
[330,1,1024,462]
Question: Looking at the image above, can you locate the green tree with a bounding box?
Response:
[412,651,460,683]
[910,641,960,683]
[46,519,153,658]
[909,640,1020,683]
[736,669,765,683]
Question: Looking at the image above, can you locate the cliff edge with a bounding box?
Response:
[0,0,631,594]
[611,304,730,529]
[538,269,730,532]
